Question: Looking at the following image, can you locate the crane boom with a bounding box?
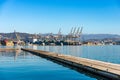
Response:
[14,30,20,41]
[70,27,73,35]
[79,27,83,36]
[76,27,80,35]
[73,27,76,35]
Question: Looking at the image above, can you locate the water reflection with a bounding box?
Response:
[1,45,120,64]
[32,45,38,50]
[23,45,120,64]
[0,50,98,80]
[0,49,33,62]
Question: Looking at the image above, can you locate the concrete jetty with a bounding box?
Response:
[21,48,120,80]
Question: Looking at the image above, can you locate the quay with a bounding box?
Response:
[21,48,120,80]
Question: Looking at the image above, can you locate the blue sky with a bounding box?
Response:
[0,0,120,34]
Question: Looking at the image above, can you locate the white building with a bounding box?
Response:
[28,37,38,43]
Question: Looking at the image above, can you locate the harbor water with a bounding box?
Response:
[26,45,120,64]
[0,45,120,80]
[0,49,96,80]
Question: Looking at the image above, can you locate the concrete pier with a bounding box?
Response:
[21,48,120,80]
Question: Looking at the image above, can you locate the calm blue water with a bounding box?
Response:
[25,45,120,64]
[0,50,96,80]
[0,45,120,80]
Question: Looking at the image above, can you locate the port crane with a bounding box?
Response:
[13,30,24,45]
[66,27,83,45]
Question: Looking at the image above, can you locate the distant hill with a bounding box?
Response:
[0,32,33,40]
[81,34,120,41]
[0,32,120,41]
